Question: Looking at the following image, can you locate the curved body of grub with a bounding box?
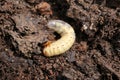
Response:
[43,20,75,57]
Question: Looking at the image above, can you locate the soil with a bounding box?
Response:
[0,0,120,80]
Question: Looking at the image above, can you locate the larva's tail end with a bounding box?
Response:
[47,20,56,28]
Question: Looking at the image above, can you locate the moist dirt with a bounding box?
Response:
[0,0,120,80]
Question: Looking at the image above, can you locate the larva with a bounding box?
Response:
[43,20,75,57]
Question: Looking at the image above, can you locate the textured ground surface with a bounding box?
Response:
[0,0,120,80]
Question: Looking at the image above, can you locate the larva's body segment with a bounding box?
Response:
[43,20,75,57]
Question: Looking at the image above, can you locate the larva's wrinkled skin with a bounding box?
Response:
[43,20,75,57]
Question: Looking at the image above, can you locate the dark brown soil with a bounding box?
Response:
[0,0,120,80]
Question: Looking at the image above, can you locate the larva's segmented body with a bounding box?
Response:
[43,20,75,57]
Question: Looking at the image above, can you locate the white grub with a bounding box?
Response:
[43,20,76,57]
